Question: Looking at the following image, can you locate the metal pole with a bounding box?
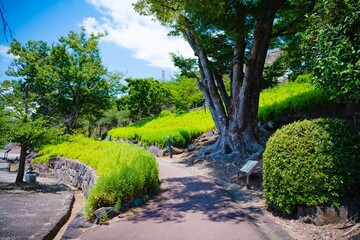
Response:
[167,136,172,158]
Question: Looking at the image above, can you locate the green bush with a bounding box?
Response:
[263,118,360,216]
[35,136,159,220]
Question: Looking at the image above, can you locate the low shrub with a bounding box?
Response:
[35,135,159,220]
[263,118,360,216]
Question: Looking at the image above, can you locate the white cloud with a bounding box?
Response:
[0,45,15,59]
[83,0,193,68]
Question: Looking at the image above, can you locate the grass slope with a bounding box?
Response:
[109,82,328,147]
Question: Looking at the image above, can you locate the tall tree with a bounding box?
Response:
[6,29,121,133]
[134,0,315,160]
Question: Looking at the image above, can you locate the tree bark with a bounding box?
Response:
[184,1,282,160]
[15,146,28,183]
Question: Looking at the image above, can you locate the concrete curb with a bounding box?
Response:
[44,187,75,240]
[29,184,75,240]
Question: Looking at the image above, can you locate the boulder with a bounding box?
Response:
[171,146,185,155]
[148,146,161,156]
[187,144,196,152]
[93,207,117,224]
[297,199,360,226]
[156,149,165,157]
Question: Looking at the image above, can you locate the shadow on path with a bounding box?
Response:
[127,176,246,224]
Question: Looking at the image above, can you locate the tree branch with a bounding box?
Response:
[0,2,14,41]
[271,1,315,39]
[183,16,228,125]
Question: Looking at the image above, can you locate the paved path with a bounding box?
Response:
[80,158,264,240]
[0,159,74,240]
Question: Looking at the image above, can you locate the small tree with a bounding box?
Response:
[1,80,61,183]
[162,75,204,113]
[9,117,61,183]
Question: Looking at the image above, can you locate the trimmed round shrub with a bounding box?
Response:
[263,118,360,216]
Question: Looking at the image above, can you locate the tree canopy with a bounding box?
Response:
[301,0,360,104]
[6,29,121,133]
[118,78,172,121]
[134,0,315,159]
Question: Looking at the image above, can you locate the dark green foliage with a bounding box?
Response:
[169,53,199,79]
[6,29,121,133]
[301,0,360,103]
[121,78,172,120]
[263,118,360,216]
[161,75,204,113]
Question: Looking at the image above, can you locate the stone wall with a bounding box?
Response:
[35,157,97,198]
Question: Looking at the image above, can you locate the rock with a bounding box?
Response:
[162,149,169,157]
[201,136,218,147]
[297,203,358,226]
[156,149,165,157]
[121,202,130,212]
[201,129,218,138]
[131,198,142,207]
[9,162,19,172]
[171,146,185,155]
[148,146,161,156]
[267,121,275,129]
[187,144,196,152]
[93,207,117,224]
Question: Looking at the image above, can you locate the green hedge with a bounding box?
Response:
[263,118,360,215]
[35,135,159,220]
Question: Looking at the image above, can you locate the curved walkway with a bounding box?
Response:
[80,158,266,240]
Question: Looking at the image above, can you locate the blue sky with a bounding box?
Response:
[0,0,193,82]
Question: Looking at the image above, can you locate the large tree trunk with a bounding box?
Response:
[15,146,28,183]
[184,1,281,160]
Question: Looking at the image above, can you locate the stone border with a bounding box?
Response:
[35,157,97,198]
[39,186,74,240]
